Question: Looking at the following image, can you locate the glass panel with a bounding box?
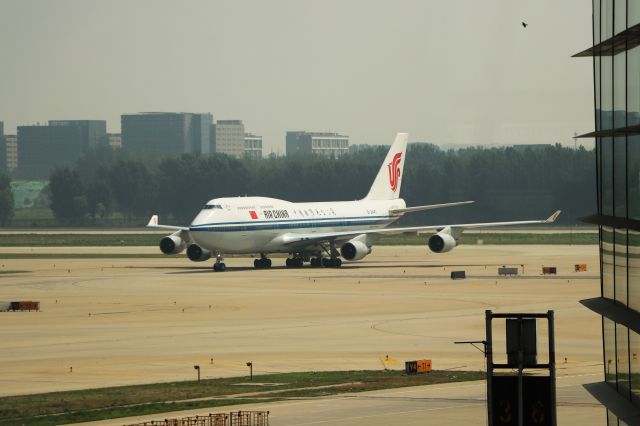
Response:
[602,56,613,130]
[614,53,626,127]
[629,138,640,219]
[596,55,602,130]
[617,324,630,396]
[595,0,601,44]
[601,138,614,215]
[614,137,627,218]
[603,0,614,40]
[608,409,619,426]
[627,47,640,126]
[615,229,628,305]
[605,317,617,385]
[615,0,626,34]
[630,330,640,402]
[630,231,640,312]
[630,0,640,28]
[603,226,615,299]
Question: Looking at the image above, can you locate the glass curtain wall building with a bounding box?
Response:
[575,1,640,424]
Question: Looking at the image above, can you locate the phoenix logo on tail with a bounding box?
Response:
[387,152,402,192]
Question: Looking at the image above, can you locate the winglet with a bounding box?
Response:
[147,214,159,227]
[546,210,562,223]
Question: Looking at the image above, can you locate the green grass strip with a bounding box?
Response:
[0,370,483,425]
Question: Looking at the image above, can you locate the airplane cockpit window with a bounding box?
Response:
[203,204,223,210]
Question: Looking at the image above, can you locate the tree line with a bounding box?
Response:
[39,143,595,227]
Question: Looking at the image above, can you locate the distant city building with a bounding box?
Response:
[244,133,263,160]
[48,120,106,147]
[215,120,245,158]
[104,133,122,149]
[0,122,4,172]
[5,135,17,172]
[121,112,213,154]
[16,120,106,178]
[286,131,349,157]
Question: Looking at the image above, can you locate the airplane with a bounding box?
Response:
[147,133,561,271]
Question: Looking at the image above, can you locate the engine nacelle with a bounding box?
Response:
[428,231,457,253]
[340,239,371,261]
[159,235,186,255]
[187,244,212,262]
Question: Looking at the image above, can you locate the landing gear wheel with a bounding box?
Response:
[254,257,272,269]
[310,258,322,267]
[322,258,342,268]
[286,256,304,268]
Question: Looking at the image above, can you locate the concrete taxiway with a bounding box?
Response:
[0,244,601,401]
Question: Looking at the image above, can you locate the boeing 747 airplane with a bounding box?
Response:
[147,133,560,271]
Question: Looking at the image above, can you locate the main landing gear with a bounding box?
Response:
[309,257,342,268]
[254,254,272,269]
[315,241,342,268]
[285,254,305,268]
[213,254,226,272]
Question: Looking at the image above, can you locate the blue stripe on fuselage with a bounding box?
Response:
[189,216,392,233]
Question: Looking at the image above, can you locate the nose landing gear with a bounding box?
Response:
[213,254,226,272]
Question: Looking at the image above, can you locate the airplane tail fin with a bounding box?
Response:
[364,133,408,200]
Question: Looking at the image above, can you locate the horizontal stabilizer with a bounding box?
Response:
[146,214,189,231]
[390,201,474,215]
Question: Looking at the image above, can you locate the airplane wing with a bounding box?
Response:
[389,200,474,215]
[146,214,189,231]
[279,210,561,246]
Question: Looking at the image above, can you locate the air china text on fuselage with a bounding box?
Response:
[148,133,561,272]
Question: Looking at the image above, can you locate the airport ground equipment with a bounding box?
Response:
[498,267,519,276]
[124,410,269,426]
[574,263,587,272]
[450,270,466,279]
[3,301,40,311]
[542,267,557,275]
[486,310,556,426]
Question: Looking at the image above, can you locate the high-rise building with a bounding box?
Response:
[0,122,5,173]
[48,120,106,147]
[121,112,213,154]
[286,131,349,157]
[16,120,106,178]
[17,124,84,178]
[215,120,245,158]
[5,135,17,172]
[575,2,640,424]
[244,133,263,160]
[104,133,122,149]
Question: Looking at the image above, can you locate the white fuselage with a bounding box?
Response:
[189,196,406,254]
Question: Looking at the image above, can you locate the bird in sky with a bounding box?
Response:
[522,22,528,28]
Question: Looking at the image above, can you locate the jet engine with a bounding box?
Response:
[427,229,457,253]
[187,244,212,262]
[340,239,371,261]
[159,235,186,255]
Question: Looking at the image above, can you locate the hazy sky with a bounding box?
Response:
[0,1,593,154]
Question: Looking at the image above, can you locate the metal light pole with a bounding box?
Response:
[246,361,253,380]
[194,365,200,382]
